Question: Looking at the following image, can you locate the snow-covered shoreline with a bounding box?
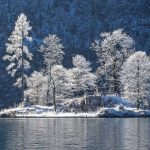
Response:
[1,105,150,118]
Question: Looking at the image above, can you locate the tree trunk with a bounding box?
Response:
[51,74,56,112]
[53,85,56,112]
[47,67,51,105]
[36,86,39,105]
[113,58,118,95]
[102,57,107,95]
[46,65,56,111]
[21,76,24,105]
[21,35,25,106]
[137,62,140,110]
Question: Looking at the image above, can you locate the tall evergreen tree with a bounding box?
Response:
[3,13,32,105]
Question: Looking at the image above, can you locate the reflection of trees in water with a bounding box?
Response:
[1,119,150,150]
[86,118,123,149]
[121,118,150,150]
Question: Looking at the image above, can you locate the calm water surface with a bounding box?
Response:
[0,118,150,150]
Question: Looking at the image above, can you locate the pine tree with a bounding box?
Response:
[3,13,32,105]
[40,34,64,110]
[121,51,150,109]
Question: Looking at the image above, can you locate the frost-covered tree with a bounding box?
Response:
[3,13,32,105]
[69,55,97,96]
[0,0,150,106]
[91,29,135,95]
[25,71,47,105]
[40,34,64,110]
[121,51,150,109]
[50,65,69,100]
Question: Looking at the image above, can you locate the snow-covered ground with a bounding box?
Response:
[1,105,150,118]
[101,95,133,107]
[0,105,99,118]
[0,96,150,118]
[98,106,150,118]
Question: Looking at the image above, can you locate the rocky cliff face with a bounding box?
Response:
[0,0,150,106]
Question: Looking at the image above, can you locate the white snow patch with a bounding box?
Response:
[101,95,133,107]
[1,105,150,118]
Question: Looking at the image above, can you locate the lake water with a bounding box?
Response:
[0,118,150,150]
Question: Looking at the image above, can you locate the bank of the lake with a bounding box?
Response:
[1,105,150,118]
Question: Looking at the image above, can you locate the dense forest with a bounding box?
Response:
[0,0,150,107]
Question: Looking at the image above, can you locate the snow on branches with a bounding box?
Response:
[3,13,32,104]
[121,51,150,109]
[92,29,135,95]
